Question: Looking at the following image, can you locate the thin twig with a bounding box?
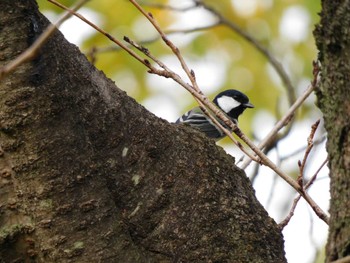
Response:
[198,0,300,160]
[124,36,259,161]
[129,0,202,93]
[297,120,320,186]
[0,0,89,80]
[140,2,199,12]
[240,83,315,169]
[266,174,279,209]
[251,133,325,196]
[86,23,220,63]
[165,24,220,34]
[246,64,320,175]
[300,120,321,173]
[146,0,295,105]
[278,158,328,229]
[196,0,296,106]
[264,145,281,208]
[127,1,260,161]
[280,134,326,161]
[142,0,299,170]
[47,0,155,70]
[227,82,328,224]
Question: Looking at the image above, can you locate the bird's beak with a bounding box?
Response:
[244,102,254,108]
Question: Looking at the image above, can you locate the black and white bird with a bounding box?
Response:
[175,89,254,140]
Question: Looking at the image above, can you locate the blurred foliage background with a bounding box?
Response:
[38,0,321,124]
[37,1,327,262]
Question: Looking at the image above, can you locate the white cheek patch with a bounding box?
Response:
[217,96,241,113]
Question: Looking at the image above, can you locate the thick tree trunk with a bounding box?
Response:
[0,1,286,262]
[314,1,350,262]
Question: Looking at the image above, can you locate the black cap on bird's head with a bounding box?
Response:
[213,89,254,121]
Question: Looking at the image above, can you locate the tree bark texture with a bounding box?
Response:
[0,1,286,262]
[314,1,350,262]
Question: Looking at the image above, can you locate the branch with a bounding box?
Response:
[88,0,298,163]
[132,1,328,224]
[196,0,296,106]
[280,134,326,162]
[240,61,321,170]
[297,120,321,186]
[278,158,328,229]
[86,24,220,63]
[124,36,259,162]
[47,0,153,69]
[140,2,199,12]
[48,0,258,162]
[130,0,202,93]
[240,84,315,168]
[127,1,260,161]
[49,0,329,225]
[196,1,301,162]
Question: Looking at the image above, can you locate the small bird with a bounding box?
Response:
[175,89,254,140]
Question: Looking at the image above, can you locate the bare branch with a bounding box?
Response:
[129,0,202,93]
[86,23,220,63]
[278,158,328,229]
[140,1,299,166]
[240,62,321,170]
[127,1,259,161]
[124,32,259,161]
[49,0,329,225]
[280,134,326,161]
[140,2,199,12]
[196,1,296,106]
[124,0,298,108]
[298,120,321,183]
[49,0,160,70]
[165,24,220,34]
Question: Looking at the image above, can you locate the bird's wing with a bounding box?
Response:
[176,108,225,139]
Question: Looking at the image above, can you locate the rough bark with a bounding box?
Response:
[0,1,286,262]
[314,1,350,262]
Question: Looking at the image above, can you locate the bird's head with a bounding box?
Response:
[213,89,254,121]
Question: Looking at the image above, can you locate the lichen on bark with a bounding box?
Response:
[314,1,350,262]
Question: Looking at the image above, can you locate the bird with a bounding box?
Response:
[175,89,254,140]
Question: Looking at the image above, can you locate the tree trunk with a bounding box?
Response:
[314,1,350,262]
[0,1,286,262]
